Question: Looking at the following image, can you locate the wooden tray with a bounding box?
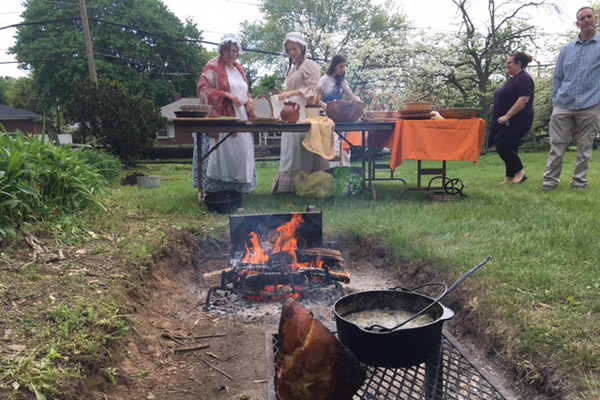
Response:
[174,117,245,124]
[249,117,280,124]
[397,109,433,114]
[361,117,398,123]
[398,112,434,120]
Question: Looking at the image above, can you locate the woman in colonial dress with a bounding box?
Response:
[193,34,257,194]
[272,32,327,193]
[318,54,361,165]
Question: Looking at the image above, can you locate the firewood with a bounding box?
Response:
[202,268,232,287]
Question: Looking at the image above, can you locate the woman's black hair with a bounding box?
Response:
[511,51,533,69]
[326,54,347,90]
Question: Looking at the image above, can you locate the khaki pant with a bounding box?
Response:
[543,103,600,188]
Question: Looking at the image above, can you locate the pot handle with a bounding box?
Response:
[390,282,447,296]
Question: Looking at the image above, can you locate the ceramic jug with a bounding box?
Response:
[280,102,300,123]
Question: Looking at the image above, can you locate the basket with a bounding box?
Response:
[250,94,279,124]
[438,108,480,119]
[177,104,211,118]
[426,190,455,202]
[325,100,364,123]
[364,93,397,119]
[403,102,433,112]
[180,104,211,112]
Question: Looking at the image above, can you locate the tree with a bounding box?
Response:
[404,0,554,130]
[11,0,209,110]
[64,79,165,164]
[239,0,409,99]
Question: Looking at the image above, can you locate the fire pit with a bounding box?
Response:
[202,208,351,310]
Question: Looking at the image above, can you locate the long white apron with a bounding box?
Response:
[206,68,254,183]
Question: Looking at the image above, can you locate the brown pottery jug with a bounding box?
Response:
[280,102,300,123]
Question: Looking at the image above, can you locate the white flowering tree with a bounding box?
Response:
[239,0,409,94]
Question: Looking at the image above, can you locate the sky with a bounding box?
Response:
[0,0,592,78]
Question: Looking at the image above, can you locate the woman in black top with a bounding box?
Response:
[489,52,535,184]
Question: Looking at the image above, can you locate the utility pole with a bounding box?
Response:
[79,0,97,86]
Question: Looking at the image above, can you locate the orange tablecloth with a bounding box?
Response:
[389,119,486,170]
[342,125,396,150]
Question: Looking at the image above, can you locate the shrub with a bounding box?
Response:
[64,79,166,165]
[0,132,122,240]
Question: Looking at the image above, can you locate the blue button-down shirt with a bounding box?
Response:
[553,32,600,110]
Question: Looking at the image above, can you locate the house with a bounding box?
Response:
[0,104,46,135]
[154,96,275,158]
[156,97,199,147]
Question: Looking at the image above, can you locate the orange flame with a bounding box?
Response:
[242,232,269,264]
[238,214,330,301]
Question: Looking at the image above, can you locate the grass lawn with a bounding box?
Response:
[126,149,600,398]
[2,148,599,399]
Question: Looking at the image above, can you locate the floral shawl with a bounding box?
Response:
[197,56,252,117]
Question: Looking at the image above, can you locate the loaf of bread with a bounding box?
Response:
[275,298,366,400]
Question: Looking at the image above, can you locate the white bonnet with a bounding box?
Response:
[283,32,307,52]
[219,33,242,54]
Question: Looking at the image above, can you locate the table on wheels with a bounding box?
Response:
[173,119,396,205]
[345,118,486,198]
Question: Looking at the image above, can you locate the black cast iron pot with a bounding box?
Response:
[334,287,455,368]
[204,190,242,214]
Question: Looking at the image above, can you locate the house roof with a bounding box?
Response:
[0,104,43,120]
[160,97,200,120]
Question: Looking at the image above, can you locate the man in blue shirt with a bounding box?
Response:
[543,6,600,190]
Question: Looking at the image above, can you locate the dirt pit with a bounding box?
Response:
[100,231,535,400]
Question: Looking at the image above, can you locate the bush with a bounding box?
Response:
[0,131,122,240]
[64,79,166,165]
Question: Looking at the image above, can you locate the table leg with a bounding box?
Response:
[367,131,377,200]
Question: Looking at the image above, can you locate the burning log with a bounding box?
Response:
[202,264,351,289]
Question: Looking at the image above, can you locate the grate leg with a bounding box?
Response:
[424,338,444,399]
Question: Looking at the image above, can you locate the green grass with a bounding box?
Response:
[2,147,599,398]
[113,150,600,397]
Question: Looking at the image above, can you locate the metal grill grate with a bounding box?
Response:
[266,331,509,400]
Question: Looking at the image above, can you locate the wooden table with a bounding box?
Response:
[173,119,396,205]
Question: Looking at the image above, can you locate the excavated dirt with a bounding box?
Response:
[86,230,548,400]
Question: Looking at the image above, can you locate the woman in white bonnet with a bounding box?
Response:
[194,33,257,194]
[272,32,328,193]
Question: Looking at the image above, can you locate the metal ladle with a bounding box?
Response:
[368,256,493,332]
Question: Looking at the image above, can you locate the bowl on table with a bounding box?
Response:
[175,105,212,118]
[438,108,480,119]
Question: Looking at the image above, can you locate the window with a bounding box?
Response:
[157,122,175,139]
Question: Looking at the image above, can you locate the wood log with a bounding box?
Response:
[202,268,232,287]
[303,268,350,283]
[297,248,343,259]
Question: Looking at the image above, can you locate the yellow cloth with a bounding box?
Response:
[301,116,336,160]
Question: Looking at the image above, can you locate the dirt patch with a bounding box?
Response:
[1,230,543,399]
[98,230,541,400]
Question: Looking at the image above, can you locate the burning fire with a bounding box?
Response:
[226,213,349,302]
[242,214,314,270]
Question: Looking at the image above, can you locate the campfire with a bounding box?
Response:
[202,209,350,309]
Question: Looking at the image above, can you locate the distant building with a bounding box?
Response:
[156,97,199,147]
[0,104,46,135]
